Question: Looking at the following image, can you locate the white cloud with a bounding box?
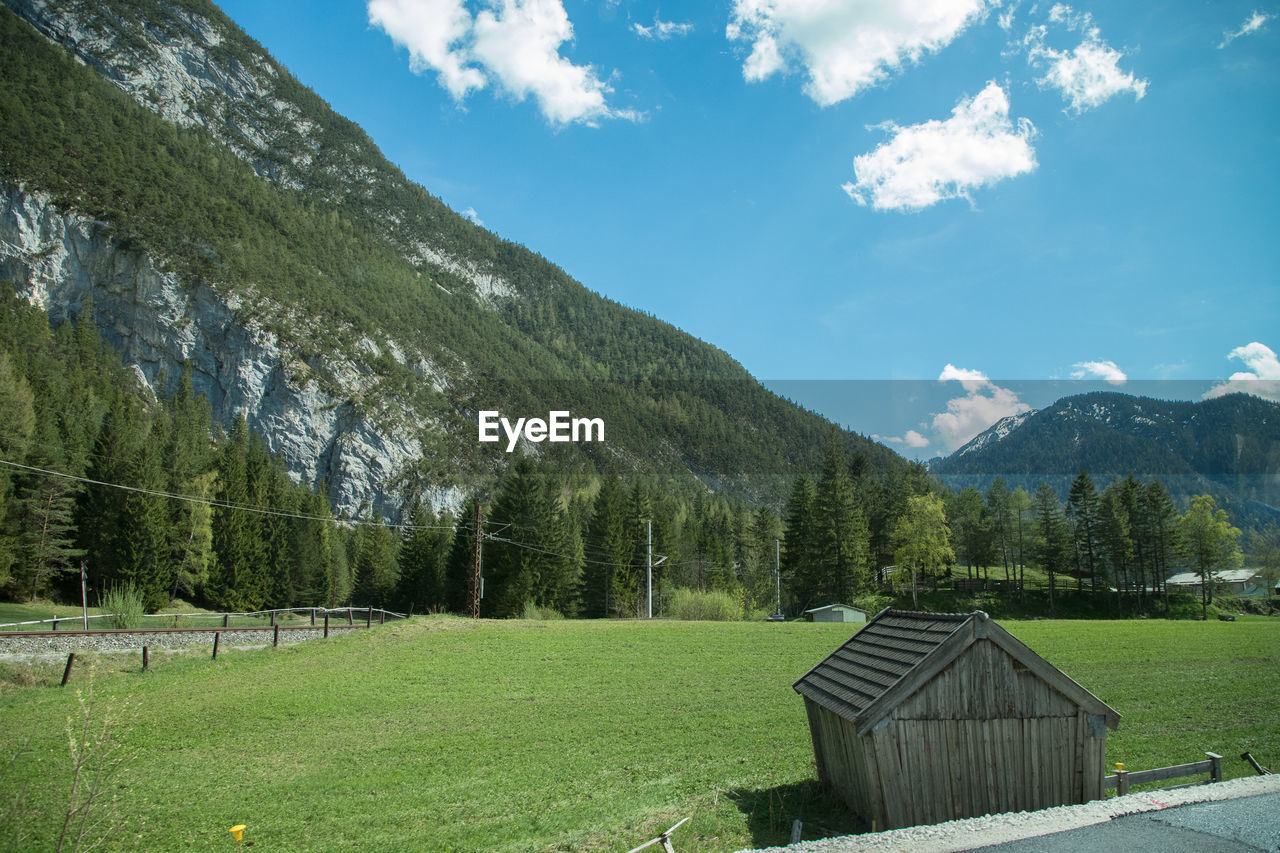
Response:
[368,0,485,99]
[939,363,992,392]
[1024,6,1148,112]
[932,365,1032,453]
[874,429,931,448]
[842,82,1037,212]
[368,0,637,126]
[726,0,994,106]
[463,206,484,226]
[1070,360,1127,385]
[633,16,693,40]
[1205,342,1280,402]
[1220,11,1269,48]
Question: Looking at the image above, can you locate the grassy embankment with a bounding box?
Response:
[0,616,1276,851]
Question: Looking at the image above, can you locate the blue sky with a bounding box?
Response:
[214,0,1279,459]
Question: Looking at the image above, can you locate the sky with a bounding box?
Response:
[213,0,1279,459]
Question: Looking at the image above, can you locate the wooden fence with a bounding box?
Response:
[1104,752,1223,796]
[0,606,407,632]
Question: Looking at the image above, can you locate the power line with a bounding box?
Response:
[0,458,456,531]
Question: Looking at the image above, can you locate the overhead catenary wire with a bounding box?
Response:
[0,458,738,574]
[0,457,456,531]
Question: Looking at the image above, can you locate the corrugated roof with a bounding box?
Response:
[1166,569,1257,585]
[803,604,867,614]
[793,608,1121,733]
[793,609,970,721]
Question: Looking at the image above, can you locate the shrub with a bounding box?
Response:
[100,583,144,630]
[519,600,564,621]
[666,588,739,621]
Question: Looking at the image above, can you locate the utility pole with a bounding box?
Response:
[80,560,89,630]
[469,503,483,618]
[775,539,781,617]
[646,519,652,619]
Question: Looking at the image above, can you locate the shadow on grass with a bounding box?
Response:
[726,778,868,847]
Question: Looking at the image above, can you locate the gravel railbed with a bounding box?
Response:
[0,625,362,657]
[739,775,1280,853]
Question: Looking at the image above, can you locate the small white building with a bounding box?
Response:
[1165,569,1261,596]
[804,604,868,624]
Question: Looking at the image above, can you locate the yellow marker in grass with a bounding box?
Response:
[229,824,246,848]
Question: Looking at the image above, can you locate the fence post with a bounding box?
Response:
[142,646,149,672]
[380,609,385,625]
[1117,765,1129,796]
[347,609,353,626]
[212,632,220,660]
[270,610,275,627]
[61,652,75,686]
[1206,752,1223,783]
[52,616,58,631]
[323,613,329,638]
[310,608,316,626]
[273,624,280,648]
[223,613,230,628]
[366,607,372,628]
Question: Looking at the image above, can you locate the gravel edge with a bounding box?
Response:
[0,626,361,657]
[739,775,1280,853]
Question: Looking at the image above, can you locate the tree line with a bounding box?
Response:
[1,285,1273,620]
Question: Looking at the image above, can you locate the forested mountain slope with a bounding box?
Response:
[931,391,1280,525]
[0,0,906,517]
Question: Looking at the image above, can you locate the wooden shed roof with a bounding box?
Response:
[793,609,1120,735]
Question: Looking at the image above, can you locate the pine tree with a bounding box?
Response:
[986,477,1013,581]
[1142,480,1179,612]
[1033,483,1071,614]
[394,502,449,614]
[1066,471,1101,594]
[116,432,170,610]
[209,416,266,611]
[814,435,870,604]
[442,496,480,615]
[352,505,400,608]
[484,459,552,617]
[579,475,628,618]
[781,474,818,613]
[1098,484,1132,616]
[948,487,991,580]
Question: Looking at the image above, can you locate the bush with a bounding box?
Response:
[666,588,739,621]
[101,583,145,630]
[519,600,564,621]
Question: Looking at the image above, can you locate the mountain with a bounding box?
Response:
[930,391,1280,523]
[0,0,907,517]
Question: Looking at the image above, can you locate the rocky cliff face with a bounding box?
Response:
[4,0,513,299]
[0,0,511,516]
[0,181,464,517]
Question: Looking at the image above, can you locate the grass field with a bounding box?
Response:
[0,616,1277,852]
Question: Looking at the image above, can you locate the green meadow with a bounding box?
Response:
[0,616,1276,851]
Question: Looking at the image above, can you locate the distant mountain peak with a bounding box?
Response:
[955,409,1037,458]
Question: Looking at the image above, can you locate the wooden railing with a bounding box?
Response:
[1104,752,1223,795]
[0,606,407,632]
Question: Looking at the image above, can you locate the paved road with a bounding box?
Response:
[973,791,1280,852]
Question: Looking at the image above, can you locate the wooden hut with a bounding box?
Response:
[793,609,1120,830]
